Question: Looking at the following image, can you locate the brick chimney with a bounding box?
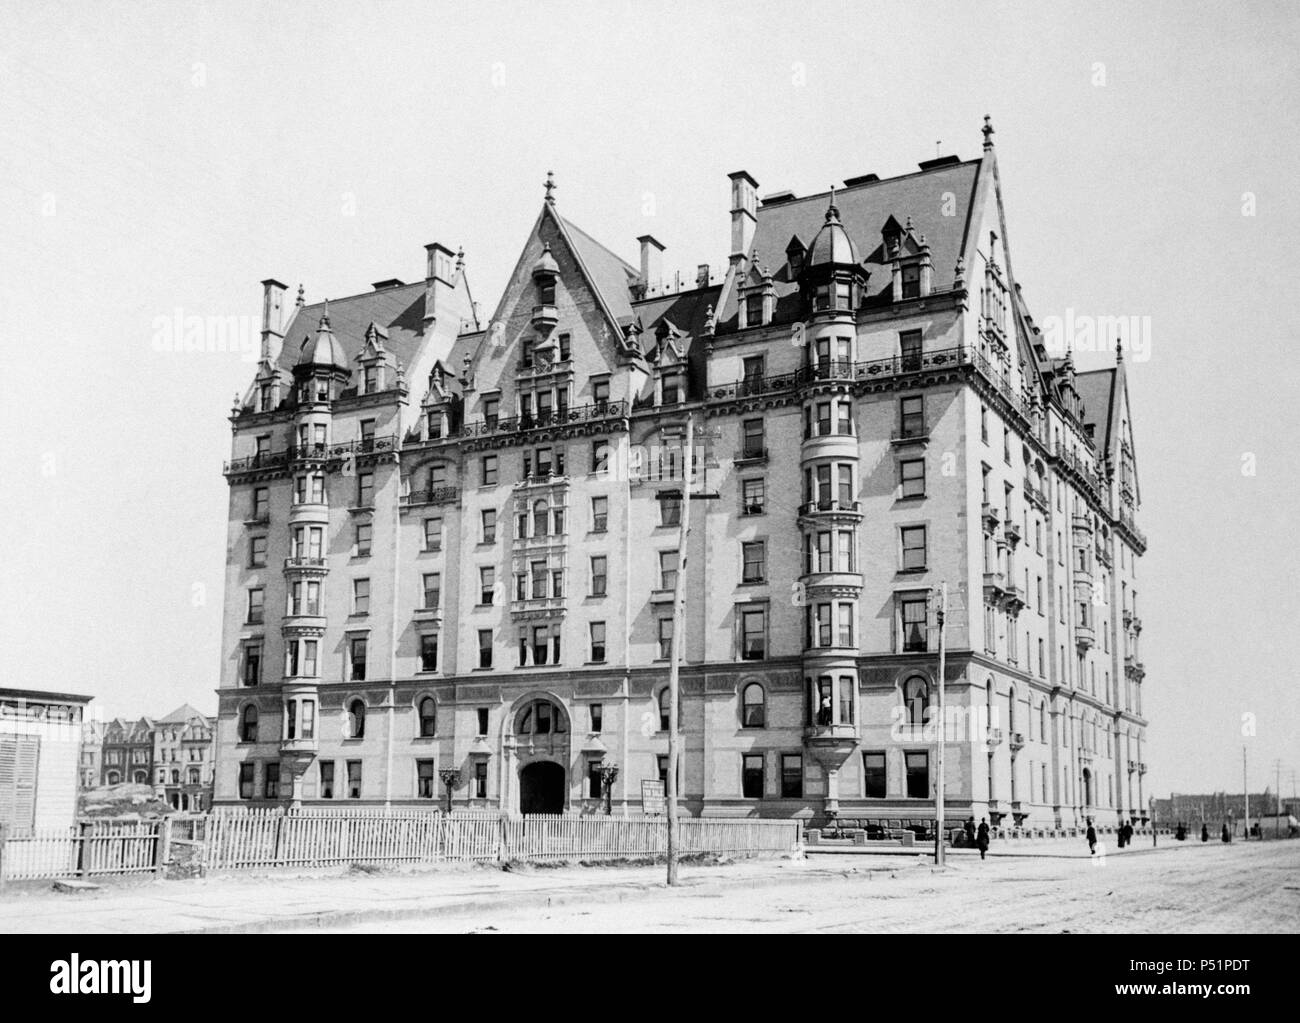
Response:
[423,243,455,329]
[638,235,665,294]
[259,279,287,361]
[728,170,759,268]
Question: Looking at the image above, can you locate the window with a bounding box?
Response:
[981,406,988,443]
[479,566,495,605]
[658,618,673,660]
[521,338,534,368]
[658,688,671,731]
[590,622,606,662]
[239,705,258,743]
[742,754,764,798]
[900,328,922,368]
[900,458,925,498]
[738,540,767,584]
[419,633,438,672]
[659,492,682,527]
[301,700,315,740]
[532,625,550,665]
[589,704,603,733]
[905,751,929,798]
[745,292,763,327]
[252,487,269,521]
[478,629,493,668]
[246,588,264,625]
[355,523,372,557]
[238,763,254,799]
[591,496,608,532]
[474,761,488,799]
[346,700,365,739]
[742,477,765,515]
[533,499,549,537]
[901,526,927,570]
[740,608,766,660]
[424,518,442,551]
[742,419,764,459]
[482,455,498,485]
[781,754,803,798]
[590,556,607,597]
[250,535,267,567]
[837,604,854,648]
[659,550,678,591]
[900,396,924,438]
[516,699,566,735]
[353,578,370,615]
[1003,427,1011,465]
[742,683,765,727]
[422,572,440,610]
[357,472,374,508]
[587,760,604,799]
[903,677,929,726]
[350,638,367,681]
[481,509,496,544]
[742,355,765,394]
[863,752,886,798]
[592,378,610,407]
[347,761,362,799]
[242,643,262,687]
[264,762,280,799]
[416,760,436,799]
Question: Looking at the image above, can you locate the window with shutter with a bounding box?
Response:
[0,735,40,833]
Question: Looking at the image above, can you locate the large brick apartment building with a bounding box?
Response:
[214,119,1150,828]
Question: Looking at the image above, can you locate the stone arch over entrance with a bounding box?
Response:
[499,689,571,815]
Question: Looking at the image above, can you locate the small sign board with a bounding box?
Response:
[641,779,666,816]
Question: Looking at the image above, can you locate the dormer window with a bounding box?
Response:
[484,396,499,429]
[427,411,443,439]
[258,384,273,412]
[745,293,763,328]
[558,333,571,361]
[364,366,378,394]
[902,265,920,300]
[522,338,534,368]
[538,279,556,305]
[661,372,682,406]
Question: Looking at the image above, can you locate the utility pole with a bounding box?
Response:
[665,413,695,886]
[1276,759,1283,839]
[1243,746,1249,841]
[933,581,948,867]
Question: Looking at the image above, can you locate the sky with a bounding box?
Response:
[1,0,1297,799]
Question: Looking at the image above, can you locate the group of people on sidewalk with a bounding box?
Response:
[963,817,991,859]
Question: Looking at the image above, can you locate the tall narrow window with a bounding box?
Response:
[742,683,766,728]
[418,697,437,738]
[590,556,607,597]
[420,633,438,672]
[590,622,606,663]
[741,541,766,583]
[781,755,803,798]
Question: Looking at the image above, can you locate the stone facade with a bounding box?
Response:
[214,125,1149,828]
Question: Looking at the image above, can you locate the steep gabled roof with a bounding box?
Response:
[558,215,637,324]
[718,159,981,330]
[1076,367,1118,452]
[157,703,208,724]
[275,283,427,381]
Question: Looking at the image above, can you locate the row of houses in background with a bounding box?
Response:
[1152,791,1296,826]
[79,704,217,812]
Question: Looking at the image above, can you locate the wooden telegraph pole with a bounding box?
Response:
[665,414,694,886]
[933,582,948,867]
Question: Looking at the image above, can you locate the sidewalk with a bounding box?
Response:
[0,855,882,934]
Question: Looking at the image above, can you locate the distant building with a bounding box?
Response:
[1154,791,1292,825]
[0,687,94,833]
[150,705,216,811]
[100,717,156,786]
[79,718,105,790]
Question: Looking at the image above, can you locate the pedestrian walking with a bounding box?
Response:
[964,816,976,848]
[976,817,990,861]
[1086,818,1097,856]
[1220,823,1230,843]
[1201,823,1209,843]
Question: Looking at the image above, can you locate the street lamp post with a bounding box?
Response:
[439,768,459,815]
[933,581,948,867]
[599,764,620,816]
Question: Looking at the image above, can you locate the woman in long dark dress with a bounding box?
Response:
[976,818,990,860]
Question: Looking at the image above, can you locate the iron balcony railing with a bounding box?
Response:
[402,485,459,507]
[708,346,974,402]
[223,435,398,475]
[451,400,627,439]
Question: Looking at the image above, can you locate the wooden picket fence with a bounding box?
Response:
[202,807,800,873]
[0,820,166,882]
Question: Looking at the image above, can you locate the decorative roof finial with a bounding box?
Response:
[982,114,995,151]
[1116,336,1124,364]
[319,298,330,328]
[295,283,305,308]
[455,247,465,272]
[544,170,557,204]
[825,184,839,222]
[905,214,914,233]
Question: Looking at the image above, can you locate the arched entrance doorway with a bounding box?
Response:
[519,761,565,815]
